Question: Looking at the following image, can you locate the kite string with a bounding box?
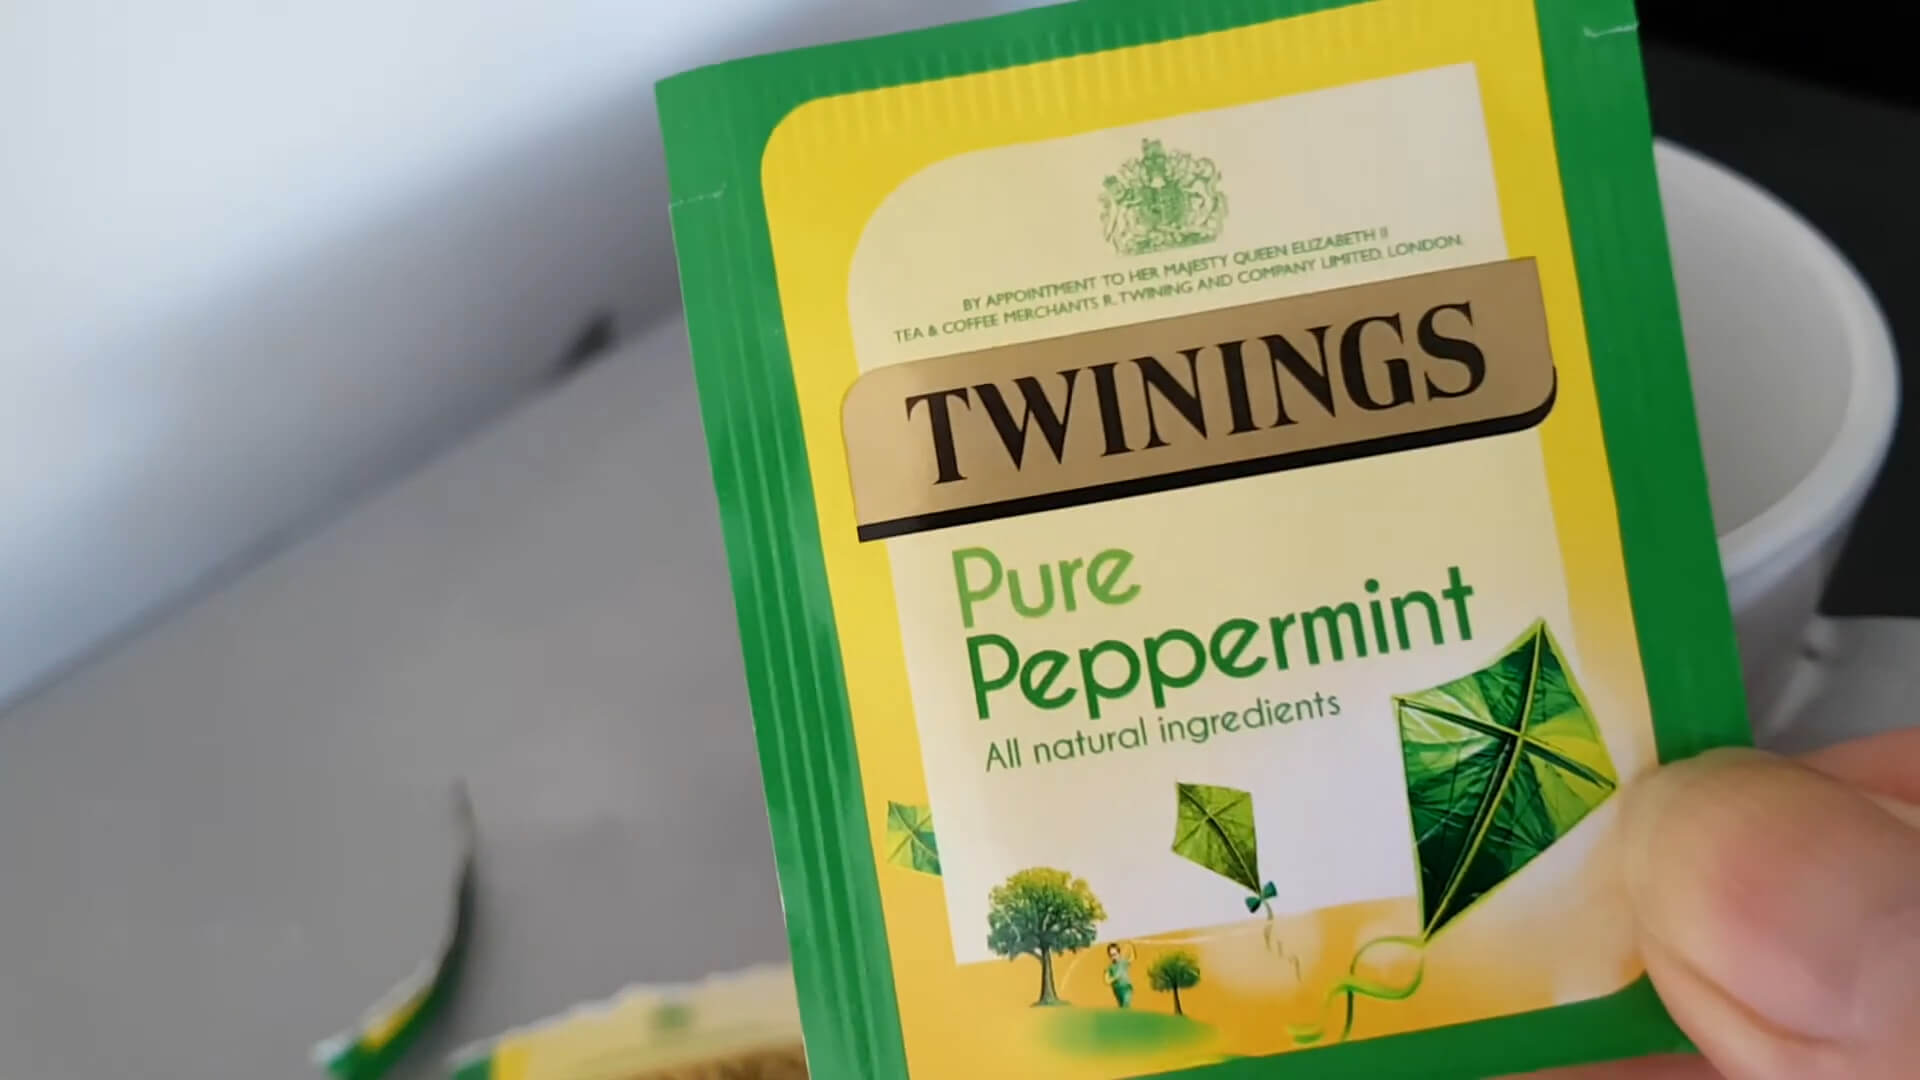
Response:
[1061,922,1297,989]
[1257,903,1303,981]
[1286,934,1426,1046]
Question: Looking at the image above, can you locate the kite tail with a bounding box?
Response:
[1256,902,1303,981]
[1286,935,1425,1046]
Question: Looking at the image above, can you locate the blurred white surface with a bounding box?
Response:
[0,0,1043,711]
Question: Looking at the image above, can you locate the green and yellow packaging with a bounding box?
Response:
[656,1,1748,1076]
[448,966,805,1079]
[312,784,476,1080]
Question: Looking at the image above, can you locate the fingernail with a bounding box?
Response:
[1620,748,1920,1043]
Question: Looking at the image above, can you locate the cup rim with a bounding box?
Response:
[1654,139,1901,609]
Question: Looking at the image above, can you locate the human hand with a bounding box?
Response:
[1516,729,1920,1079]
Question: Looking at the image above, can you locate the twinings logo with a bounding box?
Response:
[844,259,1557,541]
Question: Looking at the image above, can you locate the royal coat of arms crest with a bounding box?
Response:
[1100,138,1228,256]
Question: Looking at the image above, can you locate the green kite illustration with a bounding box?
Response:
[1172,783,1273,912]
[883,801,941,876]
[1292,618,1622,1045]
[1171,783,1296,974]
[1399,619,1622,937]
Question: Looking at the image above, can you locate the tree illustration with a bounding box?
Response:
[1147,950,1202,1017]
[985,867,1107,1006]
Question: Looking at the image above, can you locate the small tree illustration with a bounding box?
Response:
[1148,950,1202,1017]
[985,868,1106,1006]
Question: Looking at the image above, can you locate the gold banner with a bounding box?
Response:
[844,259,1557,540]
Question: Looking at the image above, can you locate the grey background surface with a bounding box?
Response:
[0,321,790,1078]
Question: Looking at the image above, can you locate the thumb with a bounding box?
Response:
[1621,747,1920,1079]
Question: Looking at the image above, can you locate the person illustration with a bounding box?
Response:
[1103,943,1134,1009]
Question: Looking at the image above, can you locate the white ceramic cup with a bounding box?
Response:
[1659,140,1902,737]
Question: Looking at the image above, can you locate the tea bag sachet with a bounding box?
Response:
[657,1,1748,1076]
[448,965,804,1079]
[312,784,477,1079]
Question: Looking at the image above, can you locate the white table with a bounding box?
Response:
[0,322,790,1078]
